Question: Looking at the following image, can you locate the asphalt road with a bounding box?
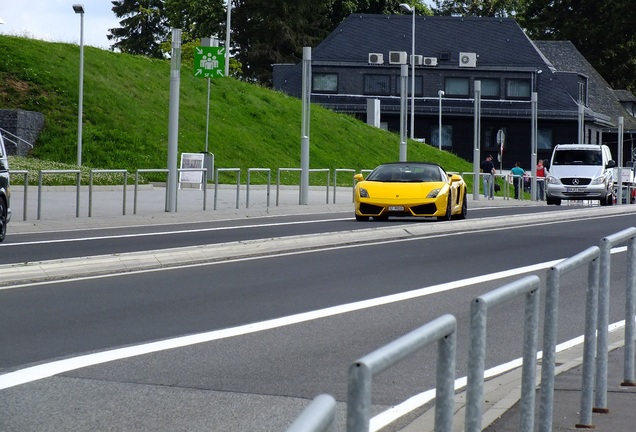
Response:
[1,203,635,431]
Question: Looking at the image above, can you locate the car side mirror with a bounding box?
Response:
[354,173,364,182]
[606,160,616,168]
[450,174,462,183]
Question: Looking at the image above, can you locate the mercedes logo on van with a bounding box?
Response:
[572,179,580,185]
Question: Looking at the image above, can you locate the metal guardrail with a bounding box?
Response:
[539,246,600,431]
[595,228,636,410]
[346,314,457,432]
[285,394,336,432]
[88,169,128,217]
[465,276,541,432]
[246,168,271,209]
[8,170,28,221]
[333,169,355,204]
[177,168,207,211]
[37,170,81,220]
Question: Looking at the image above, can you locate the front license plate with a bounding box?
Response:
[566,187,586,192]
[388,206,404,211]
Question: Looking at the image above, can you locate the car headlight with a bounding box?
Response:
[426,188,441,198]
[358,187,369,198]
[547,176,560,185]
[590,175,606,185]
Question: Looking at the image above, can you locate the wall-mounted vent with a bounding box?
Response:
[410,55,423,66]
[389,51,408,65]
[459,52,477,67]
[423,57,438,67]
[368,53,384,64]
[439,51,451,61]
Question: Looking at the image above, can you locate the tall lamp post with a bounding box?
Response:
[400,3,415,140]
[224,0,232,77]
[72,4,85,167]
[438,90,444,150]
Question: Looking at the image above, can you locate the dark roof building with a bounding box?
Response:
[273,14,636,168]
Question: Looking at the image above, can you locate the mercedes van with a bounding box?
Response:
[0,130,11,242]
[546,144,615,206]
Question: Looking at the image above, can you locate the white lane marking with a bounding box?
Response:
[370,321,627,431]
[3,217,351,246]
[0,258,563,389]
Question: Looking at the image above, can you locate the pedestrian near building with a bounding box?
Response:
[536,159,547,200]
[480,154,496,199]
[510,162,525,199]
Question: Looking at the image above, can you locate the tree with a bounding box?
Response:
[432,0,525,17]
[232,0,333,85]
[108,0,168,58]
[521,0,636,92]
[164,0,226,43]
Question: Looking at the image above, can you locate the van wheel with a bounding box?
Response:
[546,196,561,205]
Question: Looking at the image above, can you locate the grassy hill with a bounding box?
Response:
[0,35,473,184]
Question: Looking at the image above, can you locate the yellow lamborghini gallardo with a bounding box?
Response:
[354,162,467,221]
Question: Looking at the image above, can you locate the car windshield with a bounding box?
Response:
[552,149,602,166]
[366,164,444,182]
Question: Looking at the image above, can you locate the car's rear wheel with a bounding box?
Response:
[437,196,452,221]
[0,198,6,242]
[355,213,369,221]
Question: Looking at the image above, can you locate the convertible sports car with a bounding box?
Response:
[353,162,467,221]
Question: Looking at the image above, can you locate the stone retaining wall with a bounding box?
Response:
[0,109,45,156]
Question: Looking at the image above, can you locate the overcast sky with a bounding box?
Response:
[0,1,436,50]
[0,1,120,49]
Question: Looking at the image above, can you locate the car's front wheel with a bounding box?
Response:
[437,196,452,221]
[0,197,6,242]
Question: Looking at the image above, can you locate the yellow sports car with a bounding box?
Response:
[354,162,468,221]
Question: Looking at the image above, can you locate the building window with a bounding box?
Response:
[396,75,423,96]
[445,77,470,96]
[506,79,530,98]
[432,125,453,148]
[480,78,500,98]
[364,74,391,95]
[312,73,338,93]
[538,128,552,150]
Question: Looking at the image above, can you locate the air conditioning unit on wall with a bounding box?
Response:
[423,57,438,67]
[368,53,384,65]
[410,55,423,66]
[389,51,408,64]
[459,52,477,67]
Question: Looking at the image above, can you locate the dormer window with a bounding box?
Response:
[506,79,531,99]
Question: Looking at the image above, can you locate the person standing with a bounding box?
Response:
[536,159,547,201]
[510,161,525,199]
[480,155,496,199]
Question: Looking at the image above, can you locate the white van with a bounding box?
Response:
[546,144,615,206]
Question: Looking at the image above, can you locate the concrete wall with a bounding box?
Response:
[0,109,45,156]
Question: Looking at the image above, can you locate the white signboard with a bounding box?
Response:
[179,153,205,186]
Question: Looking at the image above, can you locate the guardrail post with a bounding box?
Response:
[539,246,601,431]
[214,168,241,210]
[346,314,456,432]
[333,169,355,204]
[8,170,28,220]
[246,168,271,209]
[465,276,540,432]
[623,235,636,386]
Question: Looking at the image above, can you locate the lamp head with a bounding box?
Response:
[399,3,413,13]
[73,4,85,14]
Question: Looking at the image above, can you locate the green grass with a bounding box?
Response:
[0,35,474,186]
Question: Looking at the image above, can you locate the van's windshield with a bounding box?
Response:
[552,149,602,166]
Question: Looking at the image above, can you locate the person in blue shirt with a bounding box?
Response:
[510,162,525,199]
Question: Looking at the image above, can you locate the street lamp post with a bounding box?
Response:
[73,4,85,167]
[224,0,231,77]
[400,3,415,140]
[438,90,444,150]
